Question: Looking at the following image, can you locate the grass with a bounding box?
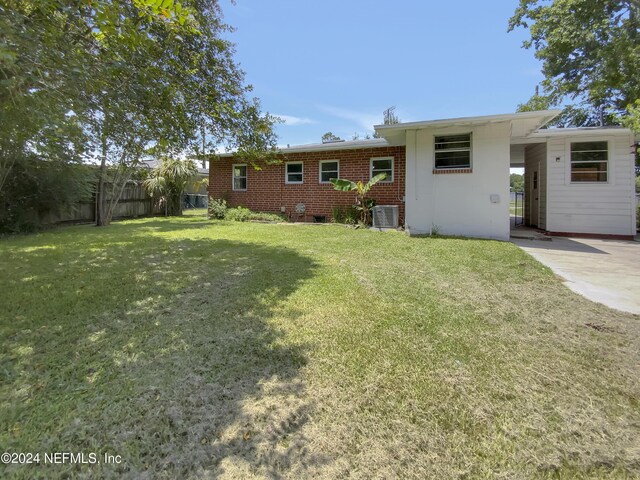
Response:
[1,210,639,479]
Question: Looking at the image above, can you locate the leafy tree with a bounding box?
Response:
[322,132,342,143]
[510,173,525,192]
[144,158,200,216]
[0,0,278,230]
[620,100,640,174]
[84,1,278,225]
[622,99,640,133]
[330,173,387,225]
[509,0,640,125]
[516,90,619,127]
[0,1,90,196]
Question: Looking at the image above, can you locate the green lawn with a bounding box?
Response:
[1,212,639,479]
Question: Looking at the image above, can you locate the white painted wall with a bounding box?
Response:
[545,131,636,236]
[405,122,511,240]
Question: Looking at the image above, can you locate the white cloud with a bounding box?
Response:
[317,105,381,131]
[274,114,315,126]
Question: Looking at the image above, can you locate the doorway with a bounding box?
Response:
[529,165,539,227]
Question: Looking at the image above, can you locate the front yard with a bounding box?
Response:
[1,212,639,479]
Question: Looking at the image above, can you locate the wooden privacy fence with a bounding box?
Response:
[41,182,156,225]
[42,182,209,225]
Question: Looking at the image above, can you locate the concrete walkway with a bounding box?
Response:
[512,236,640,315]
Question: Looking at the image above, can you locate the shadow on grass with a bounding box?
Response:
[0,227,326,478]
[512,236,610,254]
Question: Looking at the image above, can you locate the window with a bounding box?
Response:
[232,164,247,191]
[570,141,608,182]
[319,160,339,183]
[434,134,471,169]
[285,162,303,184]
[370,157,393,182]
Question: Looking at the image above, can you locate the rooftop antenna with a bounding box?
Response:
[383,106,398,125]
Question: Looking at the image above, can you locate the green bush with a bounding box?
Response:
[208,198,227,219]
[224,206,251,222]
[331,205,359,225]
[331,206,345,223]
[224,206,285,223]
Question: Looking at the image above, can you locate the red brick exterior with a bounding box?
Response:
[209,146,406,222]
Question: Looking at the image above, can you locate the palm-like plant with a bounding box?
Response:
[330,173,387,225]
[144,158,200,216]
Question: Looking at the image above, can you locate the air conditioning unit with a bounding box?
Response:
[372,205,399,229]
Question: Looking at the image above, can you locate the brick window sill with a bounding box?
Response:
[433,168,472,174]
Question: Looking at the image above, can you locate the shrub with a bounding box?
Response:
[224,206,285,223]
[330,173,386,225]
[331,206,345,223]
[208,198,228,219]
[224,206,252,222]
[344,206,360,225]
[331,206,359,225]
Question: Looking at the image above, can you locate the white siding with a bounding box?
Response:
[546,132,636,236]
[405,122,510,240]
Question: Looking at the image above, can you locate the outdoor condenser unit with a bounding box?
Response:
[372,205,399,229]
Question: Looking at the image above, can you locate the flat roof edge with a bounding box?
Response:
[215,139,392,158]
[529,126,633,137]
[374,110,562,131]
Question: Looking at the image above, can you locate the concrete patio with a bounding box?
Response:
[512,236,640,315]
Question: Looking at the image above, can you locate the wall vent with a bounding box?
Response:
[372,205,399,229]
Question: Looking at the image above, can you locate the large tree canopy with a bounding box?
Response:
[509,0,640,126]
[0,0,278,228]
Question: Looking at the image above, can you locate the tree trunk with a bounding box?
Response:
[95,135,108,226]
[104,159,133,224]
[167,192,182,216]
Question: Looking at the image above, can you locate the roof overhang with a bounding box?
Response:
[527,126,633,139]
[374,110,562,145]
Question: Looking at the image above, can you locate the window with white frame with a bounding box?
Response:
[434,134,471,169]
[370,157,393,182]
[319,160,339,183]
[232,164,247,190]
[285,161,303,184]
[570,141,608,182]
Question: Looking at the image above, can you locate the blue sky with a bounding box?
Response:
[219,0,543,147]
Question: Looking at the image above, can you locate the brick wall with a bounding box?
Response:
[209,146,406,222]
